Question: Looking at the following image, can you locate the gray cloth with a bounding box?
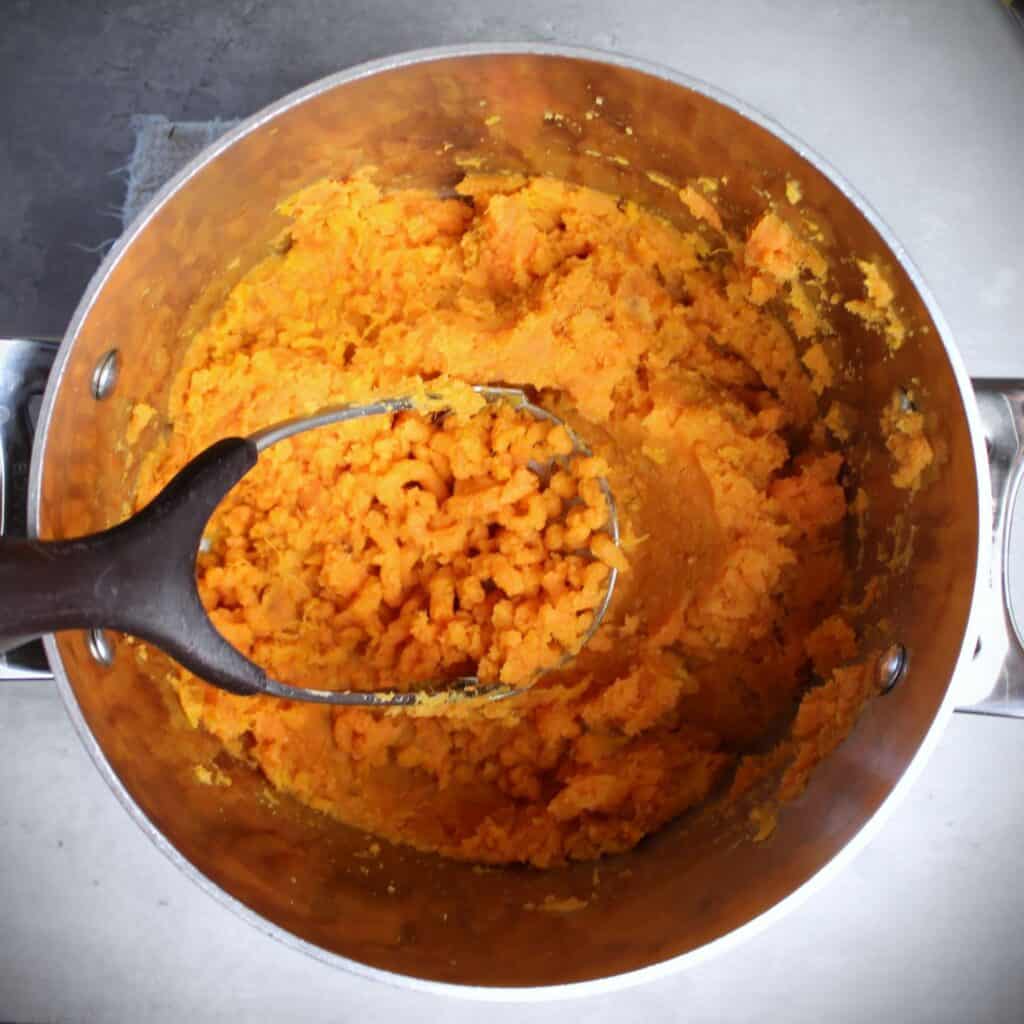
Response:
[122,115,239,227]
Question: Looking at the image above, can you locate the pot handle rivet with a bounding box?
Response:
[91,349,120,401]
[86,627,115,667]
[878,643,907,693]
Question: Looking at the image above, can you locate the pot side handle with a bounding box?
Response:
[955,380,1024,717]
[0,338,60,683]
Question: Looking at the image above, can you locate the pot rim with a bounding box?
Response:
[28,41,992,1002]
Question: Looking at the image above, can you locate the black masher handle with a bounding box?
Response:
[0,437,269,696]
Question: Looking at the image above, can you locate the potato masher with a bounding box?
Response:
[0,387,619,707]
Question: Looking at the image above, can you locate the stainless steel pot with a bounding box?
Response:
[7,44,1024,997]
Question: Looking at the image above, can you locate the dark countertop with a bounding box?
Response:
[2,0,546,335]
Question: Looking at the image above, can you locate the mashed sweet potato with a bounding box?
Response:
[196,397,621,689]
[135,172,864,867]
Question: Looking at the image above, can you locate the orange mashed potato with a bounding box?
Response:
[136,172,861,867]
[203,397,622,689]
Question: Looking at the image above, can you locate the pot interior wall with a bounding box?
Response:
[36,53,979,987]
